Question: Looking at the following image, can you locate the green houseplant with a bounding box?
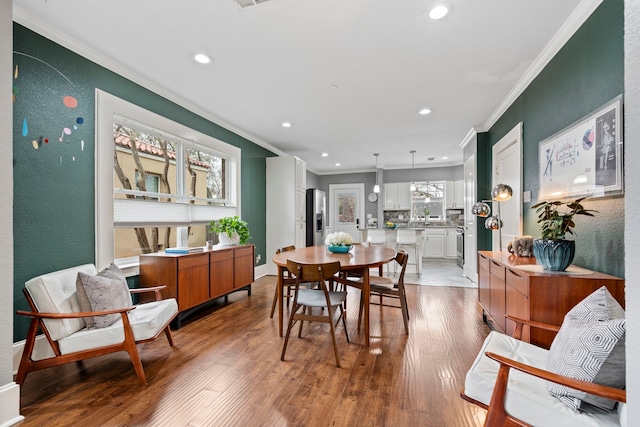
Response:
[531,197,597,271]
[210,216,251,246]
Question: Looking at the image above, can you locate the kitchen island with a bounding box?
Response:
[359,225,458,263]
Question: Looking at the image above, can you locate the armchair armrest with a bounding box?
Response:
[16,306,136,319]
[129,285,167,301]
[483,351,626,427]
[505,315,561,340]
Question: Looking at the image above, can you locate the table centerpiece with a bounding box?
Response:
[325,231,353,253]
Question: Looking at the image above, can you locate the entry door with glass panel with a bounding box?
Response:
[329,183,364,243]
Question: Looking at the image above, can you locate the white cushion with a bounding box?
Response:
[31,299,178,359]
[25,264,97,341]
[464,331,622,427]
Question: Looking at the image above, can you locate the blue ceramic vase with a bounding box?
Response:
[533,239,575,271]
[328,245,352,253]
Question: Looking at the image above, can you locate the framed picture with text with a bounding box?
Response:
[538,95,623,200]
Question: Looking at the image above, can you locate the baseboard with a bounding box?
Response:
[0,382,24,427]
[254,264,270,279]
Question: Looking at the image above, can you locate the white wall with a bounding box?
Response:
[0,1,22,425]
[624,1,640,423]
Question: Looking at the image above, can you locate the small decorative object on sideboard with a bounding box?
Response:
[325,231,353,253]
[507,236,534,257]
[210,216,251,246]
[531,197,597,271]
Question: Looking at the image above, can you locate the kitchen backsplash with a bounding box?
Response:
[384,209,464,226]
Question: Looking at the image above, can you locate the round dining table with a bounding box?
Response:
[272,243,396,347]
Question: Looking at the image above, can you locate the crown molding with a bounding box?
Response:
[478,0,603,133]
[459,127,478,150]
[12,6,288,159]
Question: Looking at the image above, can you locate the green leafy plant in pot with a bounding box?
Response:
[531,197,596,271]
[210,216,251,246]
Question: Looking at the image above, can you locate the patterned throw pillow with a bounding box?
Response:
[546,286,625,413]
[76,263,132,329]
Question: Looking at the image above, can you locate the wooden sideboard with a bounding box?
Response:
[140,245,255,327]
[477,251,624,349]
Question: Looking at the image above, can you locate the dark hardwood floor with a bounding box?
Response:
[17,272,491,426]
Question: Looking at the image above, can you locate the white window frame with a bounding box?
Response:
[96,90,241,274]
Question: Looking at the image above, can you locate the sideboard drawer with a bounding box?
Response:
[178,253,209,270]
[489,260,506,281]
[506,268,528,296]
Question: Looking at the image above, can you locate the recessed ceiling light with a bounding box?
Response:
[335,163,341,167]
[442,156,448,160]
[282,122,292,128]
[429,4,451,20]
[419,108,432,115]
[321,153,329,157]
[193,53,211,64]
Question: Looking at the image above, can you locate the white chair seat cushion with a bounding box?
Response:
[51,299,178,358]
[464,331,621,427]
[297,289,346,308]
[25,264,98,341]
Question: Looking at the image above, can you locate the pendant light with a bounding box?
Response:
[409,150,417,192]
[373,153,380,193]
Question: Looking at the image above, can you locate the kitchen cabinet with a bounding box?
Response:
[267,156,307,275]
[383,182,411,210]
[445,228,457,258]
[477,251,624,349]
[423,228,445,258]
[140,245,255,328]
[446,180,464,209]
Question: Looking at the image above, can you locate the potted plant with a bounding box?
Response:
[531,197,596,271]
[210,216,251,246]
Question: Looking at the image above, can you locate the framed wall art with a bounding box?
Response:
[538,95,623,200]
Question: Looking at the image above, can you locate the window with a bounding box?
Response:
[96,90,241,271]
[411,181,445,220]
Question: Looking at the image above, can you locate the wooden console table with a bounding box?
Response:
[140,245,254,328]
[477,251,624,349]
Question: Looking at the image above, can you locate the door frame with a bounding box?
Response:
[464,154,477,282]
[492,122,523,251]
[328,183,365,243]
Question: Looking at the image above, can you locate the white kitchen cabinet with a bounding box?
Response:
[446,180,464,209]
[423,228,445,258]
[383,182,411,210]
[266,156,307,275]
[445,228,457,258]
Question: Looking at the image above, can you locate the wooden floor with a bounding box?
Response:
[17,272,491,427]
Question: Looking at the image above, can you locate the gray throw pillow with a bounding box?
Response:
[76,264,132,329]
[546,286,625,413]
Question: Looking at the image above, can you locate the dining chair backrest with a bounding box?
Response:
[276,245,296,255]
[367,229,387,245]
[394,250,409,285]
[286,260,341,285]
[396,229,417,245]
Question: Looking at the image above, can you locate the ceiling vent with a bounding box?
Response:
[233,0,272,8]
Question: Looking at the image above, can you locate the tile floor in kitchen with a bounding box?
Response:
[376,258,476,288]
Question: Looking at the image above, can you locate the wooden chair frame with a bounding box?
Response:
[16,286,176,386]
[281,260,349,368]
[460,316,626,427]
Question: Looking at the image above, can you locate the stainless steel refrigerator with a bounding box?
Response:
[306,188,326,246]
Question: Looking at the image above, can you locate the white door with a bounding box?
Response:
[464,154,478,281]
[493,123,523,251]
[329,183,365,243]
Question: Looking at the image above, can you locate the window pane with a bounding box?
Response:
[338,193,356,224]
[185,146,225,205]
[115,227,178,257]
[113,123,177,202]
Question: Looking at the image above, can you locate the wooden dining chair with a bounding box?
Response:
[358,250,410,334]
[281,260,350,368]
[269,245,296,318]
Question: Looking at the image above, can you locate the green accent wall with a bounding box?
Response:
[478,0,624,277]
[12,24,274,341]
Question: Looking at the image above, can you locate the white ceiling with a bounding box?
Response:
[13,0,597,175]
